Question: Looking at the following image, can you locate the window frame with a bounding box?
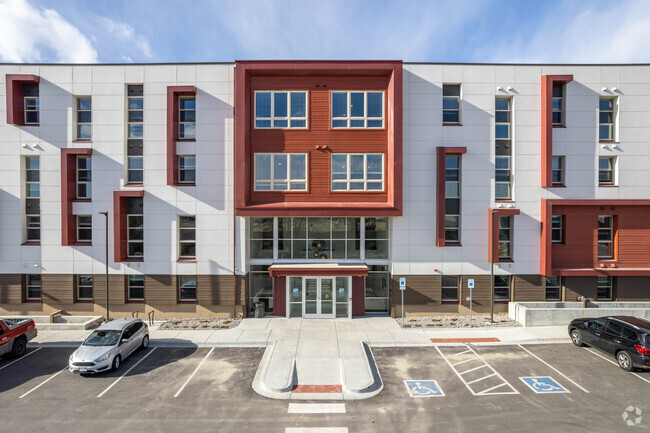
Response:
[76,156,91,199]
[598,156,616,186]
[441,275,459,302]
[330,153,384,192]
[254,153,308,191]
[26,274,42,300]
[494,275,511,302]
[25,156,40,242]
[127,89,144,139]
[331,91,384,129]
[178,155,196,185]
[495,155,512,200]
[178,215,196,260]
[597,215,614,259]
[551,215,563,244]
[127,214,144,258]
[76,96,92,140]
[498,215,513,259]
[442,84,461,124]
[24,96,39,124]
[77,274,93,301]
[552,83,564,126]
[599,97,615,142]
[444,155,461,244]
[178,275,197,301]
[178,96,196,139]
[545,276,561,301]
[552,156,565,186]
[127,275,145,301]
[76,215,92,243]
[597,276,613,301]
[254,91,308,129]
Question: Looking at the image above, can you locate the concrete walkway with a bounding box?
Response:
[29,317,570,400]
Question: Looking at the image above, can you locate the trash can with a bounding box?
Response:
[254,302,265,319]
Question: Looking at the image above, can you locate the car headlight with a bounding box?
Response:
[94,353,112,363]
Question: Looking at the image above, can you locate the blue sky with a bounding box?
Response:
[1,0,649,63]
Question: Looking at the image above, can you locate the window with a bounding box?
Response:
[597,215,613,259]
[366,265,389,313]
[249,265,273,312]
[552,156,565,185]
[26,274,41,300]
[77,156,91,198]
[127,197,143,258]
[545,276,561,301]
[331,91,383,129]
[551,215,563,244]
[76,97,92,140]
[178,275,196,301]
[281,217,362,260]
[127,275,144,301]
[599,97,614,141]
[599,156,615,185]
[331,154,384,191]
[255,91,307,128]
[494,275,510,301]
[77,275,93,301]
[442,84,460,123]
[178,155,196,184]
[441,276,459,301]
[495,156,512,199]
[127,85,144,184]
[25,156,40,242]
[24,96,39,124]
[444,155,461,243]
[77,215,92,242]
[178,96,196,139]
[254,153,307,191]
[498,216,512,259]
[178,216,196,259]
[552,83,564,125]
[250,217,274,259]
[495,97,512,199]
[597,276,613,300]
[365,217,389,259]
[495,97,511,141]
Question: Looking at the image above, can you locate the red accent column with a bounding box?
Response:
[540,199,552,276]
[436,147,467,246]
[352,276,365,316]
[166,86,197,186]
[61,148,92,246]
[273,276,286,316]
[541,75,573,187]
[488,208,520,263]
[5,74,40,126]
[113,190,144,262]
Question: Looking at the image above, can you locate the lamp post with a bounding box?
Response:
[99,211,109,322]
[490,209,499,323]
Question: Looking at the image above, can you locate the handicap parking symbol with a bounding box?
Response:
[519,376,570,394]
[404,380,445,397]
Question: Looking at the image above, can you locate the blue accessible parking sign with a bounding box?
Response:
[519,376,570,394]
[404,380,445,397]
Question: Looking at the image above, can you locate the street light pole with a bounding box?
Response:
[490,209,498,323]
[100,211,109,322]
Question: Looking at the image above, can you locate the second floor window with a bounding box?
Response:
[599,98,614,141]
[331,91,383,128]
[178,215,196,259]
[77,215,92,242]
[442,84,460,124]
[498,215,512,259]
[127,197,143,258]
[254,153,307,191]
[552,83,564,125]
[25,156,40,242]
[255,91,307,128]
[178,155,196,184]
[552,156,565,185]
[445,155,461,243]
[24,96,39,124]
[597,215,613,259]
[331,154,384,191]
[179,96,196,139]
[599,156,615,185]
[77,156,91,198]
[551,215,563,243]
[76,97,92,140]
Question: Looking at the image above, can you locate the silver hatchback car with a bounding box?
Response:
[69,318,149,374]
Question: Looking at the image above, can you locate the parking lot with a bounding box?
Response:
[0,343,648,432]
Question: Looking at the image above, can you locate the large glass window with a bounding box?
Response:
[179,96,196,139]
[249,265,273,312]
[365,217,388,259]
[445,155,461,243]
[498,216,512,259]
[597,276,613,300]
[599,156,615,186]
[599,97,614,141]
[441,276,459,301]
[179,275,197,301]
[77,156,91,198]
[255,91,307,128]
[254,153,307,191]
[77,275,93,301]
[366,265,389,313]
[178,216,196,259]
[250,217,274,259]
[331,153,384,191]
[552,83,564,125]
[331,91,384,128]
[494,275,510,301]
[545,276,561,301]
[597,215,613,259]
[128,275,144,301]
[76,97,92,140]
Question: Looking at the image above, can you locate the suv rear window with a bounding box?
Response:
[621,326,638,341]
[605,322,623,336]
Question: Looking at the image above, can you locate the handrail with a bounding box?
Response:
[131,310,139,318]
[148,310,155,326]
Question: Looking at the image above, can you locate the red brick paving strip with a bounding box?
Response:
[291,385,343,393]
[430,337,501,343]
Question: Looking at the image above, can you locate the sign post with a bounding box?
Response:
[467,279,474,327]
[399,277,406,328]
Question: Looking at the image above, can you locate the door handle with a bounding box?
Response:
[614,339,622,344]
[594,333,601,337]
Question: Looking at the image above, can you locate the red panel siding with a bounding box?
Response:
[540,75,573,187]
[60,148,92,246]
[436,146,467,247]
[352,276,365,316]
[113,190,144,262]
[273,276,286,316]
[166,86,196,186]
[5,74,40,126]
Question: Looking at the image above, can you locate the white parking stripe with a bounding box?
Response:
[467,373,497,385]
[285,429,348,433]
[584,347,650,385]
[460,364,488,375]
[174,347,214,398]
[0,347,42,371]
[288,403,346,414]
[97,348,157,398]
[518,345,590,393]
[451,358,476,367]
[19,367,67,399]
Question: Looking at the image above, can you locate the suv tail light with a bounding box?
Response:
[144,323,148,328]
[634,344,650,355]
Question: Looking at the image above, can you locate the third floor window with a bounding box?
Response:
[255,91,307,129]
[77,156,91,199]
[599,97,615,141]
[76,97,92,140]
[331,91,383,128]
[552,83,564,125]
[179,96,196,139]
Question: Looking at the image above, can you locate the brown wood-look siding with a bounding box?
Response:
[564,276,598,301]
[0,274,23,304]
[460,276,493,305]
[42,274,74,304]
[513,275,545,302]
[197,275,246,306]
[616,277,650,300]
[390,275,441,305]
[93,274,126,305]
[145,275,177,305]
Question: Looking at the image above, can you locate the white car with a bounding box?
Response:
[69,318,149,374]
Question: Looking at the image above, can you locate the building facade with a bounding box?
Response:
[0,61,649,319]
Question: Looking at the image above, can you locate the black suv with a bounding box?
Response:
[568,316,650,371]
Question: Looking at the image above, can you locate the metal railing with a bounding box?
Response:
[131,310,139,318]
[147,310,155,326]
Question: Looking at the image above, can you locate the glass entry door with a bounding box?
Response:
[287,276,351,319]
[303,277,335,319]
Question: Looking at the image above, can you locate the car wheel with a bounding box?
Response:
[112,355,121,371]
[141,335,149,349]
[616,351,634,372]
[10,337,27,358]
[570,329,584,347]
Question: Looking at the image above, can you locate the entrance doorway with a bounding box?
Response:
[286,276,351,319]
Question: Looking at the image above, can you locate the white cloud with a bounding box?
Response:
[98,16,153,58]
[0,0,97,63]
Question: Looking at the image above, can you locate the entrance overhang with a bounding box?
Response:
[268,263,369,277]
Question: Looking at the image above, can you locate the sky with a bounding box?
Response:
[0,0,649,64]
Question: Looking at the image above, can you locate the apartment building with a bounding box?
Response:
[0,61,648,319]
